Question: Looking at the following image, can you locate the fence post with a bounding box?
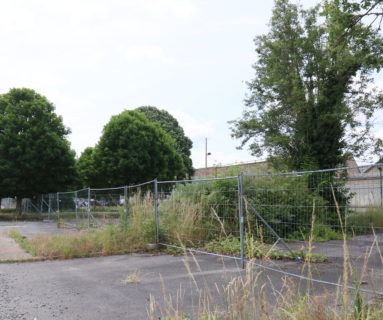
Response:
[56,192,60,222]
[124,186,128,225]
[87,187,91,227]
[379,167,382,207]
[40,194,43,215]
[238,172,245,269]
[48,194,52,218]
[154,179,159,244]
[75,191,78,220]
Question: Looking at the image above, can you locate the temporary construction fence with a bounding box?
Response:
[36,181,154,229]
[26,163,383,294]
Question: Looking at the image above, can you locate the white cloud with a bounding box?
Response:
[168,109,255,168]
[170,109,215,139]
[124,45,170,63]
[0,0,325,171]
[141,0,195,19]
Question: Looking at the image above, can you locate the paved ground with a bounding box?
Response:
[0,221,382,320]
[0,254,357,320]
[0,221,77,239]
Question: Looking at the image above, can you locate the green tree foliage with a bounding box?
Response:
[135,106,194,179]
[92,110,184,186]
[231,0,383,171]
[0,88,77,210]
[76,147,97,188]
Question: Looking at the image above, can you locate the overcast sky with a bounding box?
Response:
[1,0,382,169]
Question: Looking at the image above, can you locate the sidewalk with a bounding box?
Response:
[0,228,33,261]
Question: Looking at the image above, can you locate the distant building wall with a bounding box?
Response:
[194,157,358,178]
[194,161,270,177]
[346,164,382,209]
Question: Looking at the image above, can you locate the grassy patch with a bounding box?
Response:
[347,208,383,231]
[5,192,155,260]
[288,224,344,242]
[205,235,328,262]
[7,229,31,252]
[122,270,141,284]
[0,211,42,221]
[9,226,145,259]
[6,193,156,260]
[164,246,185,255]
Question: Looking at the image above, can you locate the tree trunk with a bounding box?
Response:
[15,197,22,217]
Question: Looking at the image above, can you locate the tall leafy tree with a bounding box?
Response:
[93,110,184,186]
[76,147,97,188]
[231,0,383,171]
[0,88,77,212]
[135,106,194,179]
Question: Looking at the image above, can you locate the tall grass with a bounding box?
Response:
[148,233,383,320]
[148,257,383,320]
[347,208,383,231]
[159,182,219,246]
[24,226,133,258]
[148,190,383,319]
[8,192,156,259]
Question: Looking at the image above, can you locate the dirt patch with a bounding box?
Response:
[0,232,32,261]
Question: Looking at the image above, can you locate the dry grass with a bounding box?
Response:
[148,253,383,320]
[16,226,136,259]
[8,192,156,260]
[159,190,216,246]
[122,270,141,284]
[148,191,383,320]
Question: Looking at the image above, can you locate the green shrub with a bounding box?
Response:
[288,224,344,242]
[158,181,220,246]
[205,235,327,262]
[158,173,349,246]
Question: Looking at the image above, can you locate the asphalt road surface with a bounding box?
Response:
[0,221,382,320]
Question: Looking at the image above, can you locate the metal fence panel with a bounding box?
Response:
[13,163,383,296]
[157,176,242,259]
[243,164,383,261]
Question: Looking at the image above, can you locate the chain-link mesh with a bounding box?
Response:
[20,164,383,261]
[12,163,382,296]
[243,165,383,264]
[157,177,241,257]
[88,187,124,227]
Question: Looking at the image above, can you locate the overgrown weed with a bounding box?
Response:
[8,192,156,259]
[149,192,383,320]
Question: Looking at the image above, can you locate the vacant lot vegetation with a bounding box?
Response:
[149,260,383,320]
[9,227,138,259]
[157,171,373,248]
[0,209,42,221]
[6,170,383,262]
[8,193,155,259]
[4,174,383,320]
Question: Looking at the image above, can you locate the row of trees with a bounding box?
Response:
[0,88,193,210]
[76,106,194,188]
